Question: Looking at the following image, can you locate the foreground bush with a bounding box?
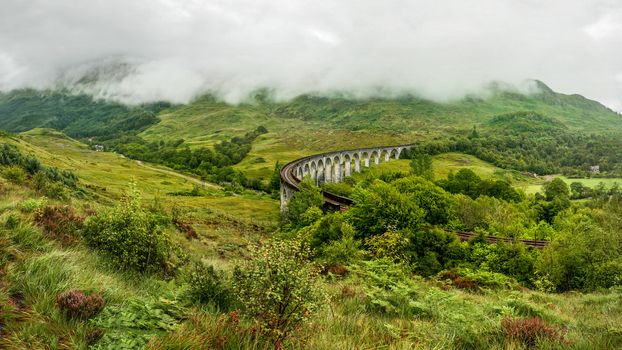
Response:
[82,186,174,274]
[232,240,325,349]
[57,289,105,320]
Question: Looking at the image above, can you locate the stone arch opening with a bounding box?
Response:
[333,155,342,182]
[371,150,380,165]
[361,151,370,167]
[310,162,317,183]
[343,153,353,178]
[324,157,333,183]
[353,153,362,173]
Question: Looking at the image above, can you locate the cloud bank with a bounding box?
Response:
[1,0,622,109]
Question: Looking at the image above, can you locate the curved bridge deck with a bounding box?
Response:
[279,144,549,249]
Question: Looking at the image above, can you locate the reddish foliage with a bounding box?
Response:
[501,317,562,346]
[341,285,357,298]
[56,289,105,320]
[34,205,84,245]
[85,328,104,345]
[228,311,240,326]
[173,218,198,240]
[325,264,348,277]
[438,270,477,290]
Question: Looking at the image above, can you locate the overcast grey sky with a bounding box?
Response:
[1,0,621,110]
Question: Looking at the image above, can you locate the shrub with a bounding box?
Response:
[438,268,517,291]
[40,180,69,199]
[366,229,412,264]
[409,228,467,277]
[308,212,346,249]
[82,186,174,274]
[34,205,84,245]
[232,240,325,348]
[469,241,537,285]
[318,222,362,268]
[356,259,423,317]
[501,317,562,347]
[56,289,105,320]
[2,165,27,184]
[186,262,232,310]
[20,198,46,213]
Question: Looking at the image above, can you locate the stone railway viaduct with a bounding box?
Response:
[279,144,549,248]
[280,144,413,210]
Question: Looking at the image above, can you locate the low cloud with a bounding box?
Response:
[1,0,621,109]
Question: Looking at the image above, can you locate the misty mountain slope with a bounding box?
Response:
[142,81,621,146]
[0,89,171,137]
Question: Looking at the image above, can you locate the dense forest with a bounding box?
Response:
[402,112,622,177]
[288,158,622,292]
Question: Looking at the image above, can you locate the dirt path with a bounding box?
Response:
[135,161,221,189]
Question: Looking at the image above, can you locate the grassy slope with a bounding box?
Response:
[3,133,622,349]
[5,130,278,263]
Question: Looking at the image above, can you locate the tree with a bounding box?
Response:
[268,161,283,194]
[410,153,434,180]
[348,180,425,239]
[284,179,323,228]
[443,169,482,199]
[569,181,592,199]
[232,240,325,349]
[469,125,480,139]
[392,176,454,225]
[543,178,570,201]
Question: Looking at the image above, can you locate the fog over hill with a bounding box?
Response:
[1,0,622,110]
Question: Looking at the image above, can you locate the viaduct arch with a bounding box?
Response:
[279,144,413,210]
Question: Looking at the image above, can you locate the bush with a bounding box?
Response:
[2,165,27,184]
[82,186,174,274]
[232,240,325,348]
[56,289,105,320]
[438,268,518,291]
[409,228,467,277]
[317,222,362,268]
[356,259,423,317]
[366,229,412,264]
[469,241,537,285]
[20,197,46,213]
[501,317,562,347]
[186,262,232,310]
[34,205,84,245]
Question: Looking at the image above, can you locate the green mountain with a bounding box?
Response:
[0,81,619,140]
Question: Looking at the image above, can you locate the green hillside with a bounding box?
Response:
[2,130,622,349]
[1,80,621,181]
